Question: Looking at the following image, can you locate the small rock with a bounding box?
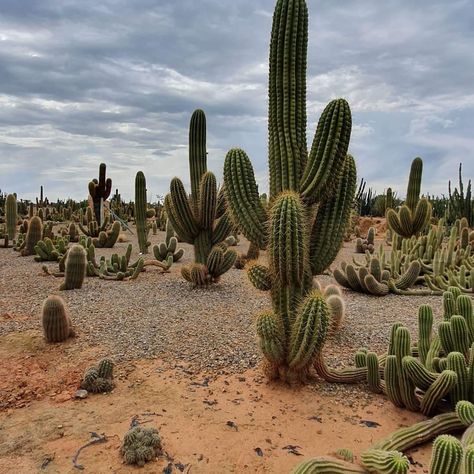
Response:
[74,389,88,399]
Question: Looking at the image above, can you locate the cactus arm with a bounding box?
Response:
[223,148,268,249]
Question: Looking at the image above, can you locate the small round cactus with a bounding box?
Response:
[120,426,162,466]
[42,295,74,343]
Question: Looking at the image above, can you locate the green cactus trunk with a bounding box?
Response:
[164,109,235,285]
[5,194,17,240]
[223,0,356,382]
[135,171,150,254]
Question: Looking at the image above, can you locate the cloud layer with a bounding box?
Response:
[0,0,473,201]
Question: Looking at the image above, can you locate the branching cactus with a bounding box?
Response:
[387,158,432,238]
[224,0,356,382]
[153,219,184,263]
[165,109,236,286]
[88,163,112,226]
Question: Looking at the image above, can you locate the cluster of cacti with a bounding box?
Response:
[355,227,375,253]
[152,219,184,263]
[293,399,474,474]
[135,171,151,254]
[60,222,79,242]
[120,424,162,466]
[78,215,109,238]
[336,216,474,297]
[60,244,87,290]
[80,358,115,393]
[92,220,120,248]
[42,295,75,343]
[222,0,356,382]
[87,243,151,281]
[448,163,473,226]
[334,253,420,296]
[88,163,112,226]
[34,236,69,262]
[313,287,474,418]
[387,158,432,238]
[165,109,236,286]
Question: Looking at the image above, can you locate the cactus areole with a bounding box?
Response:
[223,0,356,382]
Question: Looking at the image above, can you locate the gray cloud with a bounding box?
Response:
[0,0,472,201]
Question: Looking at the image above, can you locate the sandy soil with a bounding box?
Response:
[0,330,432,474]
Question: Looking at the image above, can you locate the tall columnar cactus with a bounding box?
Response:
[165,109,236,285]
[224,0,356,381]
[88,163,112,226]
[42,295,74,343]
[5,194,17,240]
[60,244,86,290]
[135,171,150,254]
[387,158,432,238]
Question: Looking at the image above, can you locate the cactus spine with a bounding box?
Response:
[224,0,355,381]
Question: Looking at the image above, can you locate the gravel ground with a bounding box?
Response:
[0,229,446,376]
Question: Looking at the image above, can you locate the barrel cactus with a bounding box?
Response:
[42,295,75,343]
[224,0,356,381]
[164,109,236,285]
[21,216,43,256]
[60,244,86,290]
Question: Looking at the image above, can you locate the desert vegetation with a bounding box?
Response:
[1,0,473,473]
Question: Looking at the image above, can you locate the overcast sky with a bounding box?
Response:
[0,0,473,202]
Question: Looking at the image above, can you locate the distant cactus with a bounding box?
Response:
[165,110,236,285]
[21,216,43,256]
[42,295,75,343]
[152,219,184,263]
[5,194,17,240]
[387,158,432,238]
[92,221,120,248]
[60,244,86,290]
[355,226,375,254]
[88,163,112,226]
[135,171,151,254]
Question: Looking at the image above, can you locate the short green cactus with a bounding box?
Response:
[42,295,74,343]
[152,219,184,263]
[429,435,463,474]
[120,425,162,466]
[92,221,120,248]
[361,449,409,474]
[20,216,43,256]
[60,244,86,290]
[80,358,115,393]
